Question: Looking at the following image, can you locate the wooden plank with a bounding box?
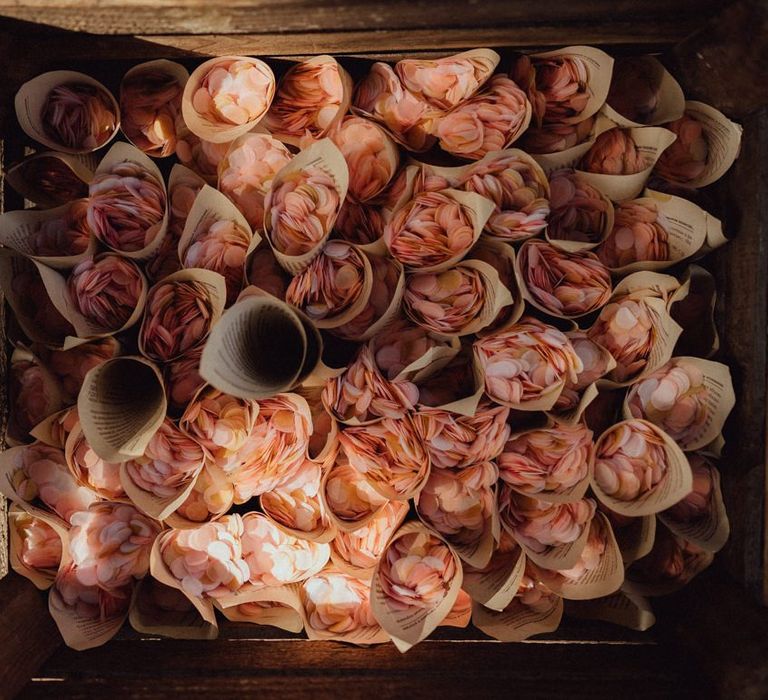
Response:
[669,1,768,119]
[28,636,708,699]
[0,574,62,699]
[0,0,726,37]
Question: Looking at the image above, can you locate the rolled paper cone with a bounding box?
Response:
[600,189,724,275]
[602,56,685,128]
[462,544,526,611]
[216,584,304,633]
[138,268,228,363]
[565,589,656,631]
[199,295,311,400]
[0,202,97,270]
[8,504,69,590]
[15,70,120,154]
[181,55,275,143]
[370,521,463,652]
[532,512,624,601]
[660,101,743,188]
[591,419,693,517]
[263,138,349,274]
[90,142,170,261]
[119,59,190,158]
[0,248,76,347]
[35,252,149,348]
[5,151,95,208]
[48,577,132,651]
[265,55,354,147]
[385,188,495,274]
[659,458,729,553]
[622,356,735,452]
[319,461,388,534]
[524,45,615,125]
[129,579,218,640]
[575,126,677,201]
[77,356,167,463]
[471,588,563,642]
[148,531,218,627]
[529,113,615,175]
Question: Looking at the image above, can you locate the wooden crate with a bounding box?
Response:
[0,1,767,697]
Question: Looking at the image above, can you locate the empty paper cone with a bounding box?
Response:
[199,295,314,400]
[77,356,167,463]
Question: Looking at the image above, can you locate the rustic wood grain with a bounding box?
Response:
[0,574,61,699]
[27,635,710,699]
[669,1,768,119]
[0,0,726,37]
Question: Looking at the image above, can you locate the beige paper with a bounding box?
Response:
[612,269,682,303]
[529,46,614,124]
[182,56,275,143]
[659,461,729,553]
[129,578,219,640]
[550,381,605,428]
[384,333,461,385]
[424,349,485,417]
[264,139,349,274]
[34,252,148,347]
[48,581,130,651]
[120,60,190,157]
[149,530,218,627]
[179,183,258,274]
[576,127,677,201]
[370,522,463,652]
[120,456,203,523]
[529,113,615,174]
[15,70,120,154]
[472,592,563,642]
[462,545,526,611]
[199,295,311,400]
[602,57,685,128]
[623,356,735,452]
[5,150,95,208]
[0,249,75,346]
[611,513,657,565]
[538,513,624,600]
[77,356,167,462]
[216,584,304,633]
[565,589,655,631]
[138,268,228,363]
[677,101,742,188]
[9,504,68,590]
[389,188,494,274]
[471,238,525,336]
[592,419,693,517]
[266,55,354,147]
[30,407,78,449]
[91,142,170,261]
[606,189,725,275]
[0,202,97,270]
